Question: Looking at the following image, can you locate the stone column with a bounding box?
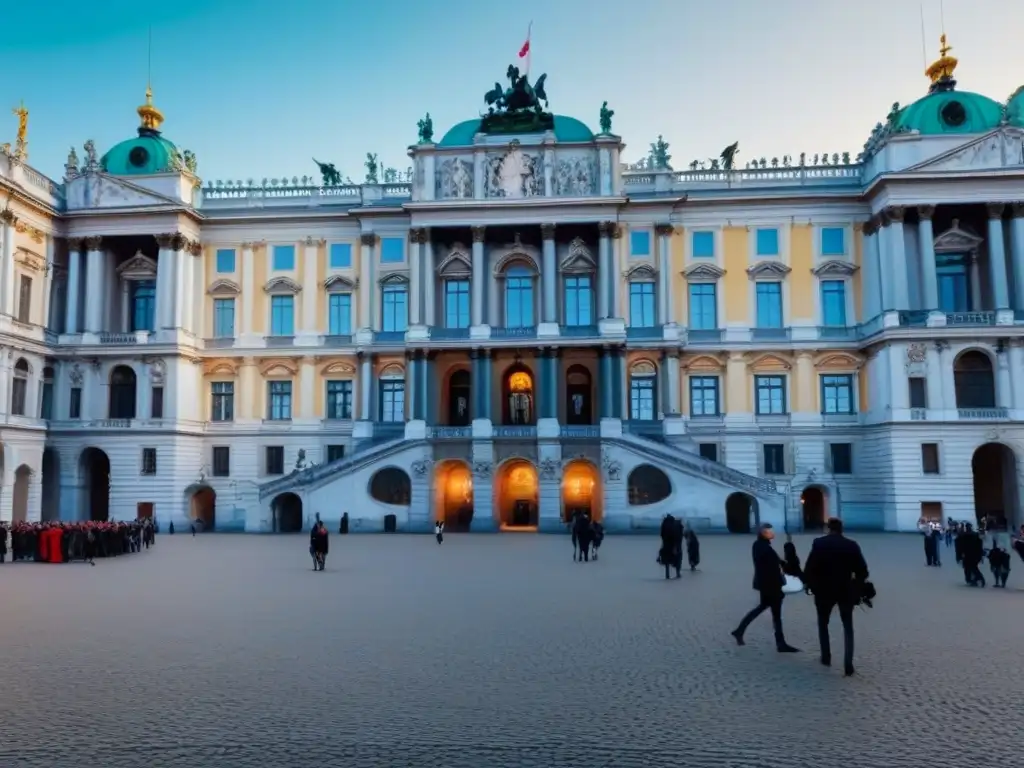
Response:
[937,341,955,415]
[656,224,674,324]
[120,281,131,332]
[181,240,198,333]
[155,234,175,329]
[969,255,983,310]
[301,237,319,334]
[409,229,423,326]
[169,235,186,329]
[471,226,486,327]
[598,348,613,418]
[358,233,376,330]
[1010,202,1024,310]
[239,242,255,340]
[598,222,612,320]
[469,349,482,419]
[425,352,438,424]
[997,342,1013,410]
[1008,340,1024,412]
[861,221,879,318]
[358,353,373,420]
[410,351,423,420]
[423,234,436,327]
[480,349,492,421]
[666,351,681,415]
[0,213,15,316]
[65,238,82,333]
[614,349,626,419]
[540,348,557,419]
[795,351,815,414]
[888,344,908,417]
[83,236,105,332]
[918,206,939,311]
[987,203,1010,309]
[541,223,557,324]
[298,357,315,420]
[886,207,909,311]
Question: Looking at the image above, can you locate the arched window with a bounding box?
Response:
[40,365,54,420]
[109,365,138,419]
[447,369,471,426]
[565,364,593,425]
[11,358,29,416]
[503,364,535,425]
[369,467,411,505]
[629,361,658,420]
[954,350,995,409]
[627,464,672,506]
[504,264,535,328]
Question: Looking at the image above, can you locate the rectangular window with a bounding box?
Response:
[444,280,470,329]
[630,230,651,258]
[210,381,234,422]
[908,377,927,409]
[382,284,408,332]
[213,298,236,337]
[688,283,717,329]
[141,447,157,476]
[820,280,847,326]
[267,381,292,421]
[272,244,295,271]
[698,443,718,462]
[11,377,26,416]
[504,273,534,328]
[326,380,353,420]
[821,374,854,414]
[151,386,164,419]
[329,243,352,269]
[629,377,656,420]
[69,386,82,419]
[691,231,715,258]
[821,227,846,256]
[830,443,853,475]
[755,375,787,415]
[327,444,346,463]
[131,280,156,332]
[628,281,656,327]
[40,381,53,420]
[327,293,352,335]
[270,295,294,336]
[380,237,405,264]
[212,446,230,477]
[689,376,720,416]
[563,275,593,326]
[265,446,285,476]
[17,275,31,323]
[755,281,783,328]
[921,443,940,474]
[763,444,786,475]
[755,227,780,257]
[379,379,405,422]
[937,260,970,312]
[215,248,236,273]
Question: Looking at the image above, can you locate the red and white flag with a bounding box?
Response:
[518,22,532,72]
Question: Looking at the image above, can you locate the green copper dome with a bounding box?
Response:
[438,115,594,147]
[894,90,1003,135]
[1007,85,1024,128]
[101,133,179,175]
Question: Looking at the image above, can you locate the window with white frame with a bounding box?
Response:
[269,295,294,336]
[328,293,352,335]
[755,228,779,257]
[381,280,408,332]
[267,380,292,420]
[688,283,717,329]
[689,375,720,416]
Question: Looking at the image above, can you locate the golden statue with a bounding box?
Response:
[12,102,28,160]
[925,33,958,86]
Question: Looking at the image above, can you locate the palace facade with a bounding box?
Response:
[3,41,1024,533]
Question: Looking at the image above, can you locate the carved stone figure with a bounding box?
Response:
[69,363,83,386]
[411,459,433,477]
[182,149,198,174]
[599,101,614,134]
[554,156,594,196]
[906,343,927,365]
[480,65,553,135]
[417,113,434,143]
[149,359,166,385]
[364,153,379,184]
[313,158,341,186]
[64,146,79,181]
[295,448,307,471]
[649,135,672,170]
[168,146,184,171]
[439,158,473,199]
[83,140,98,171]
[488,143,539,198]
[601,453,622,482]
[539,457,560,480]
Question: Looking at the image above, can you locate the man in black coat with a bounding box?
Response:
[731,523,799,653]
[958,523,985,587]
[803,517,869,677]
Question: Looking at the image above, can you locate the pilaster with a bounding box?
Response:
[0,212,15,316]
[656,224,675,325]
[358,233,376,332]
[423,234,436,327]
[996,340,1012,410]
[83,235,104,332]
[917,206,939,312]
[986,203,1010,310]
[65,237,82,334]
[885,207,909,311]
[471,452,497,531]
[471,226,486,329]
[298,237,321,344]
[598,221,612,320]
[1009,202,1024,311]
[537,446,563,533]
[238,242,259,344]
[541,223,557,327]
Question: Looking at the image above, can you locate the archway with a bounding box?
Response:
[272,492,303,532]
[502,364,535,426]
[495,460,538,528]
[188,485,217,531]
[41,448,61,522]
[626,464,671,506]
[800,486,827,531]
[726,492,758,534]
[954,350,995,408]
[971,443,1019,530]
[12,465,31,523]
[109,365,137,419]
[447,369,471,426]
[369,467,412,506]
[433,460,474,531]
[562,460,602,522]
[564,364,593,425]
[79,448,110,522]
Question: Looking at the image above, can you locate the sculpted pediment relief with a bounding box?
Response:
[747,260,791,279]
[681,354,725,372]
[259,358,299,377]
[64,173,179,211]
[204,359,239,377]
[263,276,302,294]
[15,249,45,273]
[116,252,158,279]
[207,278,241,295]
[560,237,596,273]
[906,128,1024,173]
[814,352,864,371]
[379,362,405,378]
[684,262,725,280]
[623,263,657,281]
[934,220,984,254]
[811,259,858,277]
[320,360,356,376]
[379,271,409,286]
[494,251,539,276]
[747,352,792,372]
[438,245,472,277]
[322,274,357,291]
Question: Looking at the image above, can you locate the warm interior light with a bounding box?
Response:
[508,371,532,392]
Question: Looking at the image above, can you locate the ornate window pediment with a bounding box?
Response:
[15,249,45,273]
[438,245,472,278]
[630,360,658,376]
[204,359,240,377]
[207,278,241,296]
[934,220,984,255]
[263,276,302,294]
[320,360,356,376]
[560,237,596,274]
[682,354,725,372]
[683,263,725,281]
[259,358,299,377]
[747,352,792,372]
[379,362,405,378]
[117,252,158,280]
[814,352,863,371]
[379,271,409,286]
[746,260,791,279]
[322,274,357,292]
[624,263,657,282]
[811,259,858,277]
[493,251,539,277]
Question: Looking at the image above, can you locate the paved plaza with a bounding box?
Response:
[0,532,1020,767]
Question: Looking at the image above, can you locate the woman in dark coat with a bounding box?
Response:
[685,527,700,571]
[311,521,329,571]
[659,515,683,579]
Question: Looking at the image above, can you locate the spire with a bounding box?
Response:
[925,33,958,93]
[137,84,165,135]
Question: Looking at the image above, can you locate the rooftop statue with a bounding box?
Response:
[648,135,672,171]
[480,64,554,135]
[720,141,739,171]
[365,153,379,184]
[417,113,434,143]
[313,158,341,187]
[599,101,614,134]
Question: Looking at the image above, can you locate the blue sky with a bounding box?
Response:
[4,0,1023,183]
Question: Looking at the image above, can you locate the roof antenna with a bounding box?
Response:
[919,4,928,70]
[147,25,153,91]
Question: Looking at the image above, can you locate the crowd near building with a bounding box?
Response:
[2,38,1024,534]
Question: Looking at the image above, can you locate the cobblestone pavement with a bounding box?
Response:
[0,532,1020,767]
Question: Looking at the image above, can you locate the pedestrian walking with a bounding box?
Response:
[435,520,444,545]
[730,523,799,653]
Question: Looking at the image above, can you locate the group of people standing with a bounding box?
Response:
[569,511,605,562]
[0,519,156,565]
[919,516,1024,588]
[657,514,700,578]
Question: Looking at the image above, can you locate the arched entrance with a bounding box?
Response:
[108,365,138,419]
[725,492,758,534]
[12,465,31,523]
[562,460,602,522]
[502,364,535,425]
[495,460,538,528]
[41,448,61,522]
[79,448,110,522]
[433,460,474,531]
[971,443,1019,530]
[564,365,593,425]
[447,369,471,426]
[188,485,217,531]
[954,350,995,408]
[800,486,827,531]
[272,492,303,532]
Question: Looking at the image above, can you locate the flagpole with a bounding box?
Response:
[525,21,532,76]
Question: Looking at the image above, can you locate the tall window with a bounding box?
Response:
[329,243,352,269]
[629,371,657,420]
[382,283,408,332]
[689,376,720,416]
[212,446,231,477]
[630,230,651,258]
[937,255,970,312]
[267,381,292,420]
[688,283,717,329]
[504,266,534,328]
[629,281,656,327]
[326,380,353,420]
[821,227,846,256]
[821,374,854,414]
[40,366,54,420]
[213,298,235,337]
[563,275,593,326]
[265,446,285,475]
[211,382,234,421]
[380,238,404,264]
[444,280,470,329]
[108,366,137,419]
[755,227,779,257]
[17,275,31,323]
[763,444,786,474]
[379,379,405,422]
[328,293,352,335]
[820,280,847,326]
[691,231,715,258]
[151,386,164,418]
[755,281,783,328]
[69,387,82,419]
[270,295,294,336]
[215,248,236,273]
[131,280,156,332]
[11,359,28,416]
[272,245,295,271]
[755,375,786,415]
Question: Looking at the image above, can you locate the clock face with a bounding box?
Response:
[129,146,150,168]
[940,100,967,128]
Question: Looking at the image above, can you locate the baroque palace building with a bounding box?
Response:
[3,40,1024,534]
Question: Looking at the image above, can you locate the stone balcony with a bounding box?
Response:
[0,151,64,208]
